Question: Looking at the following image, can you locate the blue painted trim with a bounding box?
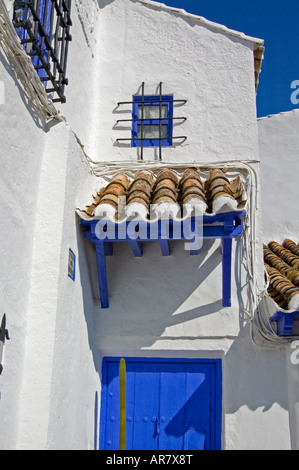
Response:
[68,248,76,281]
[80,211,246,309]
[99,355,109,451]
[100,357,222,451]
[131,95,173,147]
[14,0,53,76]
[222,238,232,307]
[271,311,299,336]
[95,242,109,308]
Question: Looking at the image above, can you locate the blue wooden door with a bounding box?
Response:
[100,358,222,450]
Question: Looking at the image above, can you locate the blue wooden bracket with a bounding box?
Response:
[80,211,246,309]
[271,311,299,336]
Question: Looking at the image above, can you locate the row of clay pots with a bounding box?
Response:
[179,168,206,205]
[86,168,245,216]
[97,173,131,210]
[151,169,180,205]
[263,244,299,285]
[283,239,299,257]
[265,263,299,307]
[206,169,245,207]
[268,241,299,269]
[126,170,156,209]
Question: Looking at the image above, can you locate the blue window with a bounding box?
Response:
[131,95,173,147]
[100,357,222,451]
[13,0,72,103]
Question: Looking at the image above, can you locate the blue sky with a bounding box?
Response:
[152,0,299,118]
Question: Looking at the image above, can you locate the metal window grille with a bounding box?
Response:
[13,0,72,103]
[116,82,187,161]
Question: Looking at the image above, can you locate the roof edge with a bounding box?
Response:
[136,0,264,47]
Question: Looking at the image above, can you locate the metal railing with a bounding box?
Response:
[13,0,72,103]
[116,82,187,161]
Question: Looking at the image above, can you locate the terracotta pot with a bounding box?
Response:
[154,178,178,194]
[209,168,229,182]
[269,241,299,267]
[126,197,149,208]
[283,239,299,256]
[152,187,178,203]
[182,193,206,204]
[103,183,127,198]
[107,173,131,190]
[182,186,206,201]
[135,170,156,186]
[180,168,202,186]
[128,179,153,196]
[99,194,120,209]
[211,190,235,201]
[208,177,231,192]
[127,189,150,205]
[155,169,179,186]
[152,196,179,205]
[181,177,204,191]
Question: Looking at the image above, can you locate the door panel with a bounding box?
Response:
[100,358,222,451]
[132,365,160,450]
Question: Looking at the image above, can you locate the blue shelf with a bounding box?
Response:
[271,311,299,336]
[80,211,246,309]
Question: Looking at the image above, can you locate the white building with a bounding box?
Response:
[0,0,298,450]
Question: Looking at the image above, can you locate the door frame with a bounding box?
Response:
[100,357,222,450]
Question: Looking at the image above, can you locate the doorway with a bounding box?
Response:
[100,357,222,450]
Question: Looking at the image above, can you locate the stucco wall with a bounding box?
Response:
[258,109,299,450]
[0,0,293,451]
[258,109,299,242]
[0,1,102,449]
[85,0,288,451]
[0,48,46,449]
[14,121,101,450]
[57,0,260,164]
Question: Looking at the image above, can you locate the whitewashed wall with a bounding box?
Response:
[258,110,299,242]
[0,0,102,450]
[0,0,293,450]
[15,122,101,450]
[55,0,260,165]
[85,0,288,451]
[0,46,46,449]
[258,109,299,450]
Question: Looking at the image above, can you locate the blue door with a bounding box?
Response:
[100,358,222,450]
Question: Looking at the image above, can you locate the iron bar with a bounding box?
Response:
[117,99,187,106]
[140,82,145,161]
[116,136,187,143]
[13,0,72,103]
[116,117,187,124]
[116,83,187,157]
[159,81,162,160]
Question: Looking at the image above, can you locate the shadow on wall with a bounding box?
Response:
[89,237,225,332]
[94,391,99,451]
[224,322,289,414]
[97,0,115,8]
[76,219,102,375]
[76,221,103,450]
[81,234,255,347]
[78,225,290,446]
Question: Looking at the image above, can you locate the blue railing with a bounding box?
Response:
[80,211,246,309]
[13,0,72,103]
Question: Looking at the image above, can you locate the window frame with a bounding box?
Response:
[131,95,173,147]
